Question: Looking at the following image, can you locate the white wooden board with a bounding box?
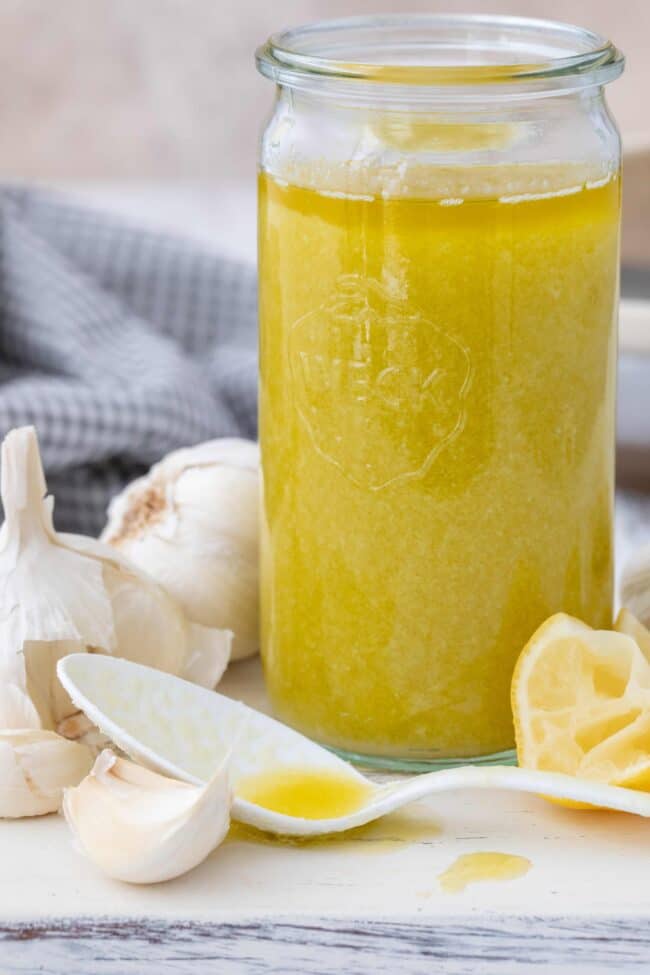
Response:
[3,646,650,973]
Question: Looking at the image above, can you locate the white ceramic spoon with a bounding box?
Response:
[58,654,650,836]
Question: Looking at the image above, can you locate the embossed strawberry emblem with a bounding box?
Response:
[289,275,472,489]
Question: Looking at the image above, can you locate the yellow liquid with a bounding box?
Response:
[228,806,441,853]
[259,166,619,761]
[236,768,372,819]
[438,852,531,893]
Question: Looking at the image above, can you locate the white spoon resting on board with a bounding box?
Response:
[58,654,650,836]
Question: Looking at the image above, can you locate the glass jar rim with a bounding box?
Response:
[256,14,624,97]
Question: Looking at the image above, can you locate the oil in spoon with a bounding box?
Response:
[235,768,373,819]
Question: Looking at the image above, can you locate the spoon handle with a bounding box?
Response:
[374,764,650,818]
[234,764,650,836]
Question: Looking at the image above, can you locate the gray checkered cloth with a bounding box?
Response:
[0,187,258,535]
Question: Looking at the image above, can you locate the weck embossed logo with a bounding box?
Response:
[289,275,472,490]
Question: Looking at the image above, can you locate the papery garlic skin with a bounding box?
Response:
[182,624,233,689]
[616,608,650,661]
[63,751,230,884]
[103,439,259,661]
[57,712,113,757]
[0,683,42,732]
[0,427,231,730]
[621,547,650,631]
[67,534,232,688]
[0,730,93,818]
[65,533,198,678]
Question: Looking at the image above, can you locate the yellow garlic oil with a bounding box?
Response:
[438,851,532,893]
[236,768,372,820]
[259,165,619,760]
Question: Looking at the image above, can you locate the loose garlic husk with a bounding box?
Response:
[57,711,114,757]
[63,751,230,884]
[0,730,93,818]
[102,439,259,660]
[0,427,231,732]
[621,545,650,632]
[616,607,650,661]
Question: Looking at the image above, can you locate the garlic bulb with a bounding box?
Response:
[63,750,230,884]
[103,439,260,660]
[621,545,650,631]
[0,426,231,731]
[0,730,93,818]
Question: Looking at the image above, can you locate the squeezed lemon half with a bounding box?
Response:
[512,611,650,804]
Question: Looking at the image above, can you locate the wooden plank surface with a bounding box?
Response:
[2,916,650,974]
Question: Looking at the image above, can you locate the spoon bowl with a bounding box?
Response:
[58,654,650,835]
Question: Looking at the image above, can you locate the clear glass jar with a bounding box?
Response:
[256,15,624,770]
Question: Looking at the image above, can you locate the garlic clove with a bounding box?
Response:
[0,730,93,818]
[63,750,230,884]
[102,439,260,661]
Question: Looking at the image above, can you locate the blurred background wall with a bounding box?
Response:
[0,0,647,500]
[0,0,646,177]
[1,0,647,267]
